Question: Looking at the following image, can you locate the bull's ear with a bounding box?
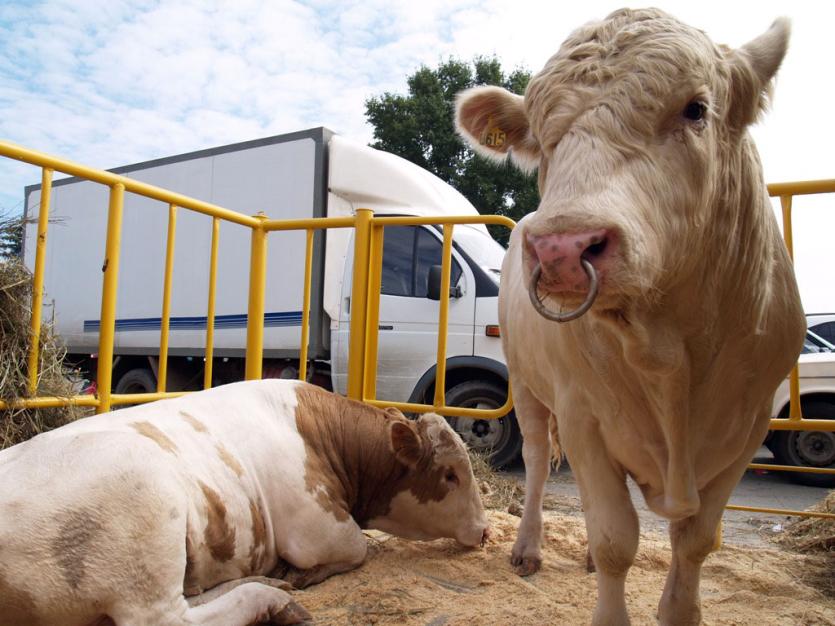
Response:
[455,86,541,171]
[727,18,790,129]
[389,421,421,469]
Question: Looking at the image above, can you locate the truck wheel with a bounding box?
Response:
[444,380,522,469]
[114,368,157,400]
[771,399,835,487]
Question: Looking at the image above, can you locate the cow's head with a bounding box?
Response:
[370,413,489,547]
[456,8,788,318]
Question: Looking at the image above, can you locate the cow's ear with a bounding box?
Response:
[455,86,541,171]
[727,18,790,129]
[389,421,421,469]
[384,406,406,420]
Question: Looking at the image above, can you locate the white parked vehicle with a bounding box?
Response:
[767,328,835,486]
[806,312,835,345]
[22,128,522,465]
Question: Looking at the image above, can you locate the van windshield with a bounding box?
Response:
[453,225,507,281]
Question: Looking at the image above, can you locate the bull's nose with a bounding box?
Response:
[525,229,614,292]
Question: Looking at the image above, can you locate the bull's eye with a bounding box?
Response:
[683,100,707,122]
[444,470,459,486]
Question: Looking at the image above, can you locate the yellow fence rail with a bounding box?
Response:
[0,139,513,420]
[0,139,832,525]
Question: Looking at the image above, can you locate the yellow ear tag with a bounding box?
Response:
[482,118,506,148]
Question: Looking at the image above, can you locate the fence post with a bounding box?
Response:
[27,168,53,395]
[96,183,125,413]
[362,224,384,401]
[433,224,454,407]
[245,214,268,380]
[346,208,373,399]
[157,204,177,392]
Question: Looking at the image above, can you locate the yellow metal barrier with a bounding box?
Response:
[0,139,514,421]
[1,138,832,528]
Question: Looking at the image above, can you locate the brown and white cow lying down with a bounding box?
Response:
[0,379,489,625]
[456,8,805,626]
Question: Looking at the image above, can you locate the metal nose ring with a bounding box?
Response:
[527,259,599,322]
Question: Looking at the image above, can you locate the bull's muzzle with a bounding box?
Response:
[528,258,599,322]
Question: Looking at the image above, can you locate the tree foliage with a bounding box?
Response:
[365,57,539,242]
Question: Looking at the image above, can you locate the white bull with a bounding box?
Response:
[0,379,488,625]
[456,8,805,625]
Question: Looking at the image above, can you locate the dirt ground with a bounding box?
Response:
[294,510,835,625]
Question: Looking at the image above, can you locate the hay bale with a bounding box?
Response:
[1,253,84,449]
[774,490,835,596]
[469,451,525,512]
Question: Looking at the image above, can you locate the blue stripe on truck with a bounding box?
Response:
[83,311,303,332]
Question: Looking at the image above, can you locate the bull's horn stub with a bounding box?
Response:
[528,259,599,322]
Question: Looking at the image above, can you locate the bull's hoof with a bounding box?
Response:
[510,555,542,576]
[272,599,312,624]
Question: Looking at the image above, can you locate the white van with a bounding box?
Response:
[22,128,522,465]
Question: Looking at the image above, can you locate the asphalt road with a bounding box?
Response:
[502,447,831,549]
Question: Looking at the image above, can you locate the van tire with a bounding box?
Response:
[114,368,157,397]
[444,380,522,469]
[771,399,835,487]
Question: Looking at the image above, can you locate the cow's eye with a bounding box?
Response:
[444,470,459,486]
[683,101,707,122]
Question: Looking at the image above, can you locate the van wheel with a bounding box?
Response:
[771,399,835,487]
[444,380,522,469]
[114,368,157,406]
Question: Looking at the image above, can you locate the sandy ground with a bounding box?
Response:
[293,510,834,625]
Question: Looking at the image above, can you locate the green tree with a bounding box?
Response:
[365,57,539,243]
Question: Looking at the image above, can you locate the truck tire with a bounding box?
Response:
[444,380,522,469]
[114,368,157,399]
[771,399,835,487]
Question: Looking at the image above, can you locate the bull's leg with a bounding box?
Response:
[657,417,769,626]
[563,415,638,626]
[510,382,552,576]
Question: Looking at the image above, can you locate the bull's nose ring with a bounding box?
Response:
[528,259,599,322]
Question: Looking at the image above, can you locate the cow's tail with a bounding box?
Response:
[548,412,562,470]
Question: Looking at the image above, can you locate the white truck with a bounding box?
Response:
[22,127,522,465]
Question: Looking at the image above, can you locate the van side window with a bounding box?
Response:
[381,226,462,298]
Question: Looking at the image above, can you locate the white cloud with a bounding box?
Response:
[1,0,833,309]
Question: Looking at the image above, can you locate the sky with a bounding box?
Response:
[1,0,833,312]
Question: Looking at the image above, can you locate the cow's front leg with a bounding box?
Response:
[510,382,552,576]
[658,415,769,626]
[184,581,310,625]
[563,414,638,626]
[278,513,368,589]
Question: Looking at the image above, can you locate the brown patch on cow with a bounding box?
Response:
[406,418,453,505]
[249,499,267,572]
[198,481,236,562]
[180,411,208,433]
[50,508,104,590]
[130,421,178,454]
[183,534,201,596]
[215,442,245,477]
[291,383,454,526]
[0,570,40,625]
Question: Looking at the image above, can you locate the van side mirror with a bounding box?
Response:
[427,265,462,301]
